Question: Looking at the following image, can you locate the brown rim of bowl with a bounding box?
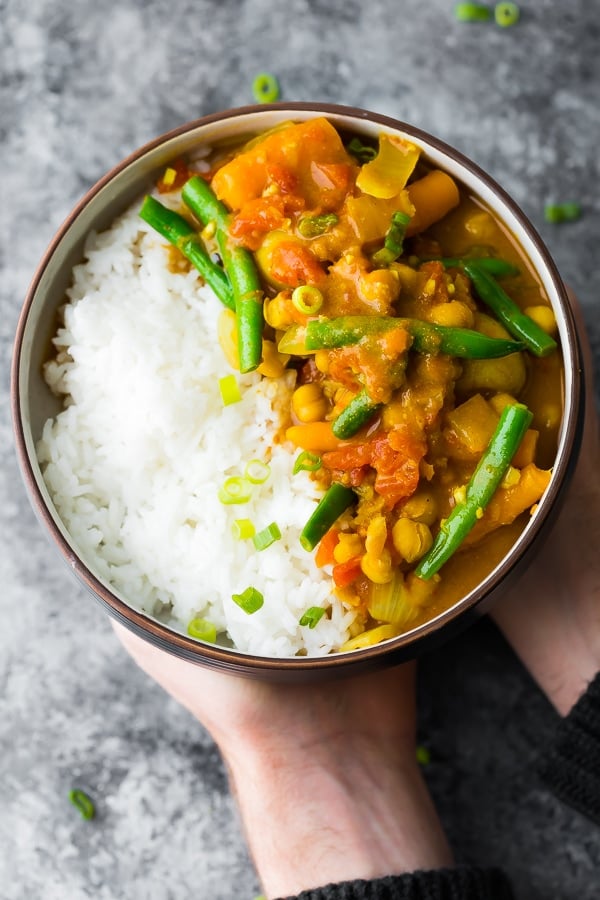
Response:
[11,102,585,676]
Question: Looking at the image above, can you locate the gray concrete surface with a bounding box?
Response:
[1,1,599,897]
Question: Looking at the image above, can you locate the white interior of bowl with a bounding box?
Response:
[17,106,579,660]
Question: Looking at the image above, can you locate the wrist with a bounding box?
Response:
[223,732,452,898]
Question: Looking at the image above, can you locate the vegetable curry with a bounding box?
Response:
[141,117,563,651]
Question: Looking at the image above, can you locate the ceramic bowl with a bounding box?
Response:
[11,103,585,680]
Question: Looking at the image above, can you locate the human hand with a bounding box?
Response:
[113,623,452,897]
[491,290,600,715]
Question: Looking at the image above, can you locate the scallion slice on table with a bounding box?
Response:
[218,476,253,505]
[252,522,281,551]
[454,2,492,22]
[416,402,534,579]
[219,374,241,406]
[544,202,582,224]
[300,483,357,551]
[252,72,280,103]
[299,606,327,628]
[416,746,432,766]
[232,586,264,614]
[187,617,218,642]
[68,789,95,821]
[494,2,520,26]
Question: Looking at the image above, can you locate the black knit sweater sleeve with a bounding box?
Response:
[537,671,600,825]
[278,867,515,900]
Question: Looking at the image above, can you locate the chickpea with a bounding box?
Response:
[264,292,295,330]
[428,301,475,329]
[361,549,393,584]
[292,383,328,423]
[524,305,557,335]
[333,533,363,564]
[365,515,388,558]
[399,490,438,526]
[392,518,433,563]
[359,268,401,310]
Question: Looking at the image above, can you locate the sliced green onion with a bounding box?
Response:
[299,606,327,628]
[494,1,519,26]
[291,285,324,315]
[544,202,582,223]
[252,521,282,551]
[372,211,411,267]
[187,617,217,642]
[252,72,280,103]
[232,518,256,540]
[218,476,253,504]
[245,459,271,484]
[68,789,95,821]
[232,586,264,614]
[219,374,242,406]
[298,214,338,238]
[346,137,378,163]
[454,2,492,21]
[293,450,322,474]
[416,745,431,766]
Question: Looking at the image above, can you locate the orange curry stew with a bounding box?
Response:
[152,118,563,650]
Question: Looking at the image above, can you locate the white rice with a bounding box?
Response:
[37,200,358,657]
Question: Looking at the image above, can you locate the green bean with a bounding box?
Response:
[300,483,357,551]
[431,257,520,278]
[182,176,264,373]
[415,402,534,579]
[332,389,383,439]
[304,316,524,359]
[463,262,557,357]
[139,196,234,310]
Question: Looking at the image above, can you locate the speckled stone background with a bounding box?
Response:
[2,1,599,898]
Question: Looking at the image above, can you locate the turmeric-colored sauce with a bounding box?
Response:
[162,119,563,648]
